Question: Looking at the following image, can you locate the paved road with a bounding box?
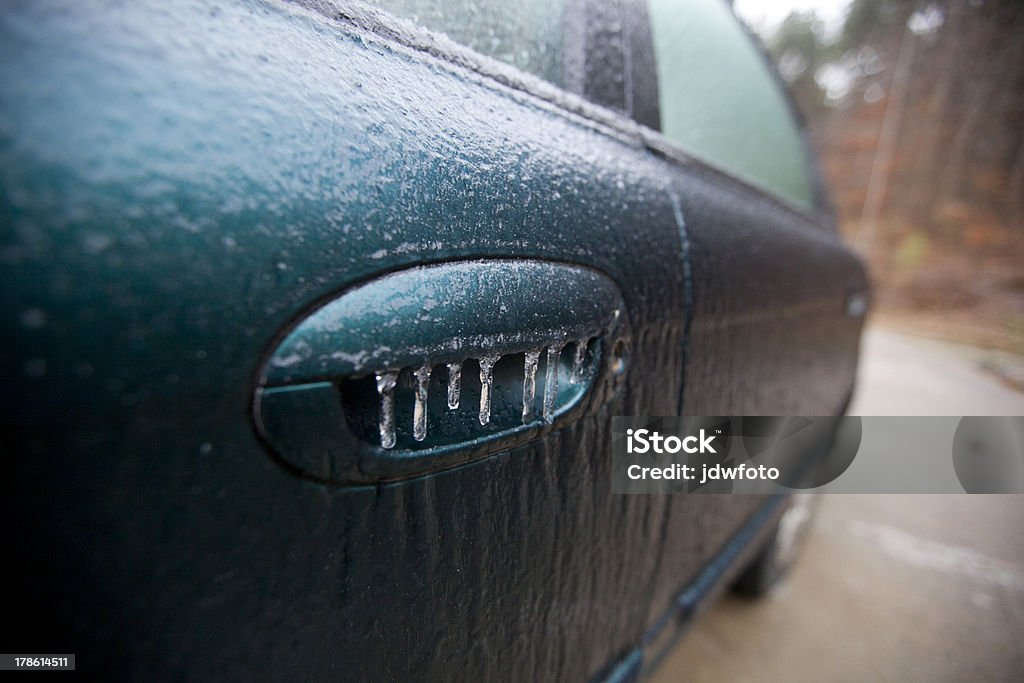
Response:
[849,327,1024,415]
[650,327,1024,682]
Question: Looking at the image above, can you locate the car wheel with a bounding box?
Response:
[732,494,819,597]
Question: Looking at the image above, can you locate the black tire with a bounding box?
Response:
[732,494,818,597]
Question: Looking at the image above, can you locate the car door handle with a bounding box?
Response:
[253,259,628,484]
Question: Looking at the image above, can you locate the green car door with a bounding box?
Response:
[0,0,866,679]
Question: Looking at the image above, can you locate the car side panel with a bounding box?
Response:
[0,0,861,679]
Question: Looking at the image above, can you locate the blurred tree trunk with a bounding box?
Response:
[910,0,963,215]
[768,0,1024,257]
[856,23,916,257]
[936,17,1024,232]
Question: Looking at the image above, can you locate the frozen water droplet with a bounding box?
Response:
[543,345,564,423]
[413,365,431,442]
[478,354,500,426]
[522,349,541,423]
[376,371,398,449]
[570,339,588,384]
[447,362,461,409]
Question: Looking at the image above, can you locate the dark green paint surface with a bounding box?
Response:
[0,1,866,680]
[262,259,622,382]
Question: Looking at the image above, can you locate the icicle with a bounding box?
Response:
[522,349,541,423]
[569,339,588,384]
[375,371,398,449]
[478,354,500,426]
[413,364,431,442]
[447,361,461,409]
[543,344,563,423]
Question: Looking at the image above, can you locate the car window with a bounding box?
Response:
[647,0,814,209]
[369,0,569,88]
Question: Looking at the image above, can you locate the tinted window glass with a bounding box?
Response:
[648,0,814,209]
[371,0,568,88]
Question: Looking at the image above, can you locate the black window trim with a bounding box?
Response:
[563,0,661,131]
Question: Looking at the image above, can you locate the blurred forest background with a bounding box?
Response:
[740,0,1024,354]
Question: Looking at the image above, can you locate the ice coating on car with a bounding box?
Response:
[0,0,872,677]
[522,349,541,422]
[261,260,624,385]
[446,361,462,410]
[477,353,500,426]
[258,260,624,449]
[543,344,564,424]
[375,371,399,450]
[413,364,431,441]
[364,335,597,449]
[570,340,587,384]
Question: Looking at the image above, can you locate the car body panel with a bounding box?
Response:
[0,0,866,679]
